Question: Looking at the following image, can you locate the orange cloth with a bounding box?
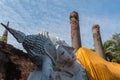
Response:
[76,48,120,80]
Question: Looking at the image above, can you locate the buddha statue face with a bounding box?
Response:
[56,45,76,66]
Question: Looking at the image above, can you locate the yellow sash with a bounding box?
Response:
[76,48,120,80]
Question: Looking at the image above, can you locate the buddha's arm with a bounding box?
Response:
[28,49,54,80]
[41,56,53,80]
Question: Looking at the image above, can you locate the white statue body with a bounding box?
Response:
[27,33,87,80]
[1,23,88,80]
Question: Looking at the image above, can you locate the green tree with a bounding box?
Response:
[104,33,120,63]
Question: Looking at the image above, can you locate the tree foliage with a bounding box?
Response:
[104,33,120,63]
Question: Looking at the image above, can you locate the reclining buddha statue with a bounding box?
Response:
[1,23,88,80]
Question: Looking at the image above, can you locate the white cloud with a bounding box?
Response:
[79,14,120,48]
[0,0,120,50]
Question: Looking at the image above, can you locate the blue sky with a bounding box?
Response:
[0,0,120,50]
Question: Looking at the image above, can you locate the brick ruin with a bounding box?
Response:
[0,41,35,80]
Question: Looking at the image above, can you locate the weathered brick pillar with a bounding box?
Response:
[92,24,106,60]
[70,11,82,51]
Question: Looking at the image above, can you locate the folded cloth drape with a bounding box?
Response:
[76,48,120,80]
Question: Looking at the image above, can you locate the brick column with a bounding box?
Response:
[70,11,82,51]
[92,24,106,60]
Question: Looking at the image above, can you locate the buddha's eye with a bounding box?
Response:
[60,52,64,56]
